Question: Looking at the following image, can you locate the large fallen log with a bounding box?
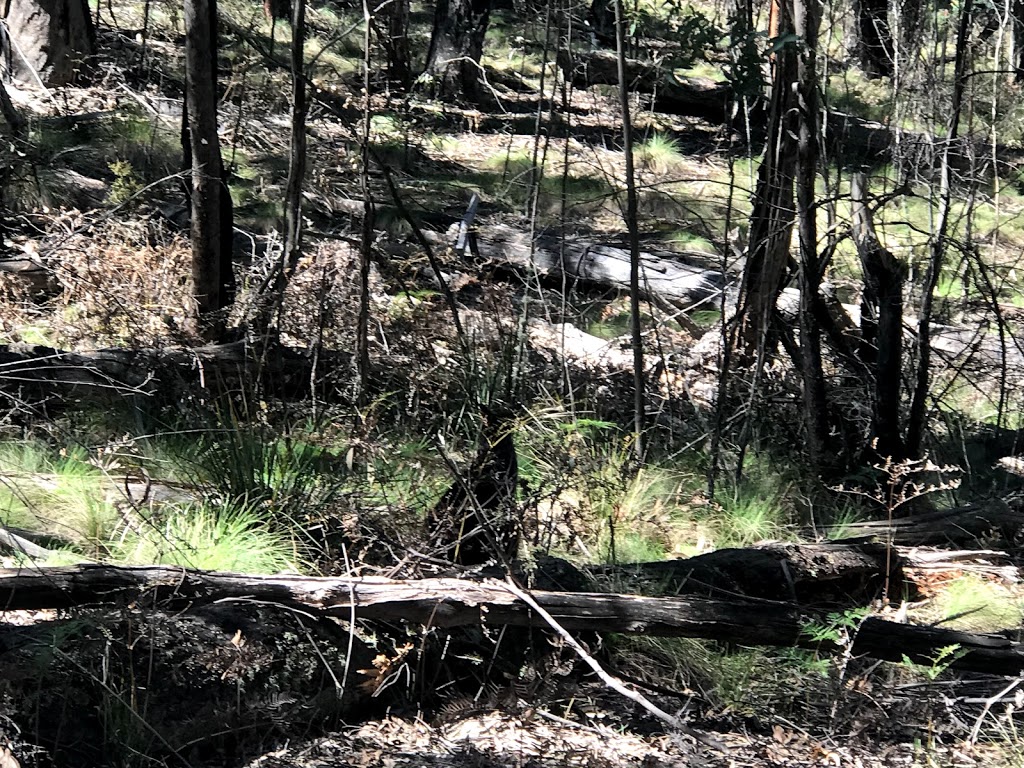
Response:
[2,564,1023,674]
[0,340,336,405]
[588,540,1019,603]
[429,223,726,309]
[827,500,1024,547]
[588,540,898,603]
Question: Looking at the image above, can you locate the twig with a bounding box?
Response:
[968,674,1022,744]
[501,577,728,752]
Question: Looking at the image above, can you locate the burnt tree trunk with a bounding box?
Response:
[281,0,307,284]
[794,0,830,469]
[0,0,94,85]
[1016,0,1024,81]
[377,0,411,86]
[855,0,893,77]
[422,0,491,101]
[735,11,799,360]
[182,0,235,338]
[851,172,905,458]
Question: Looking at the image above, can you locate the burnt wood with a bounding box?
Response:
[3,564,1024,674]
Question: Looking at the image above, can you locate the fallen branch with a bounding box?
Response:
[2,564,1023,674]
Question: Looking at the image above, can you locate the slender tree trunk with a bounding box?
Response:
[906,0,972,456]
[379,0,411,87]
[281,0,307,284]
[793,0,829,470]
[422,0,491,101]
[735,18,799,361]
[186,0,222,331]
[613,0,644,461]
[183,0,227,337]
[356,0,374,403]
[1015,0,1024,80]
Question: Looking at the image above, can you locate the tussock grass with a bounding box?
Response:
[114,500,300,572]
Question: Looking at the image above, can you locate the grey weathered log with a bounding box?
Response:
[827,500,1024,547]
[429,223,725,309]
[3,564,1024,674]
[0,341,333,404]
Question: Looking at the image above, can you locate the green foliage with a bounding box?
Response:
[800,608,869,645]
[171,419,349,533]
[0,440,115,556]
[635,132,684,174]
[625,2,719,67]
[106,160,143,208]
[901,644,966,681]
[115,501,299,572]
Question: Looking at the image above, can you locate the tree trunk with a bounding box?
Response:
[183,0,235,338]
[613,0,645,460]
[4,564,1024,675]
[281,0,307,283]
[906,0,972,456]
[793,0,829,469]
[851,172,905,458]
[855,0,893,77]
[0,79,25,139]
[422,0,491,101]
[735,11,799,360]
[376,0,411,86]
[0,0,94,85]
[1016,0,1024,81]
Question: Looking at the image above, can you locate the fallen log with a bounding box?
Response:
[0,340,337,406]
[2,564,1024,674]
[587,541,1019,604]
[587,540,900,604]
[827,500,1024,547]
[429,223,726,309]
[557,49,1024,171]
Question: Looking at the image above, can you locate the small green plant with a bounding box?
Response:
[901,644,965,681]
[106,160,144,208]
[801,607,870,645]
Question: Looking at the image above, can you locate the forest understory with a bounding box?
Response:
[3,0,1024,765]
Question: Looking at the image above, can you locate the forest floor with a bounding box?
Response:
[4,3,1024,767]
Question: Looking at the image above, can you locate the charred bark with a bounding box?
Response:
[851,172,905,458]
[422,0,491,101]
[3,564,1024,674]
[182,0,235,338]
[855,0,894,77]
[735,14,799,360]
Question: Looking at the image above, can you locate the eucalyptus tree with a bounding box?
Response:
[422,0,492,100]
[183,0,235,338]
[1,0,94,85]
